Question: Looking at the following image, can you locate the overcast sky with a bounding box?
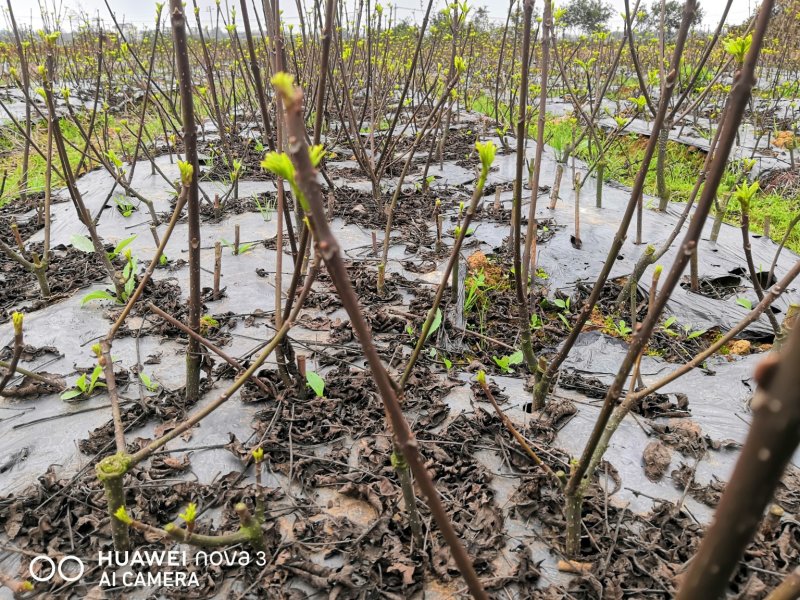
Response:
[6,0,756,31]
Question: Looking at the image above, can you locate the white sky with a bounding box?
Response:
[6,0,756,31]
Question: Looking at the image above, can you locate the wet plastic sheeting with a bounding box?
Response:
[561,331,750,441]
[29,155,276,248]
[0,294,190,494]
[528,181,797,338]
[561,331,669,380]
[557,330,799,511]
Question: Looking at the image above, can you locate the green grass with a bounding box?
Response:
[0,112,164,207]
[590,136,800,253]
[591,134,706,202]
[0,82,259,207]
[728,191,800,252]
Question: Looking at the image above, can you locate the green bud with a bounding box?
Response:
[11,311,23,335]
[178,160,194,187]
[739,197,750,213]
[270,71,296,102]
[475,140,497,174]
[390,450,409,470]
[114,505,133,525]
[309,144,326,167]
[260,152,296,182]
[179,502,198,524]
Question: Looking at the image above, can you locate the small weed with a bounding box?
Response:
[492,350,524,374]
[114,196,137,217]
[139,372,159,392]
[306,371,325,397]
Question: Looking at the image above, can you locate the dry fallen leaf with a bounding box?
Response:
[642,440,672,482]
[387,562,416,586]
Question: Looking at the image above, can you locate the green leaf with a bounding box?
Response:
[426,308,443,340]
[124,272,136,297]
[81,290,117,305]
[60,389,83,400]
[492,355,511,372]
[309,144,327,167]
[75,373,87,391]
[306,371,325,397]
[113,235,137,257]
[507,350,524,366]
[139,372,155,389]
[90,365,103,389]
[179,502,198,524]
[70,234,95,253]
[107,149,122,168]
[260,152,295,181]
[736,297,753,310]
[663,316,677,329]
[687,329,706,340]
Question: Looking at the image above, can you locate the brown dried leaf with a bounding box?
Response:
[387,562,416,586]
[642,440,672,482]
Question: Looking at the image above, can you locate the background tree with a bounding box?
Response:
[562,0,612,33]
[642,1,705,36]
[470,5,493,32]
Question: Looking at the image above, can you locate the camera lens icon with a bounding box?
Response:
[29,555,84,583]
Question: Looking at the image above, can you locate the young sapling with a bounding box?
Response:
[61,344,107,401]
[139,372,159,392]
[305,371,325,398]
